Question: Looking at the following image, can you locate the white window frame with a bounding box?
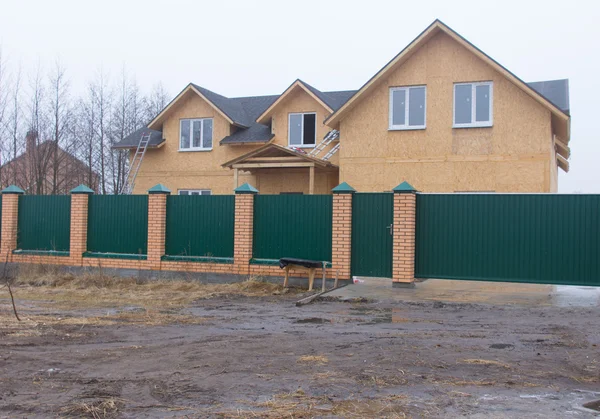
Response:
[453,82,493,128]
[288,112,317,148]
[178,189,212,196]
[389,85,427,130]
[179,118,213,151]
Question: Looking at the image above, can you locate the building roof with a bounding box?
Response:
[113,127,164,149]
[114,84,356,148]
[527,79,569,114]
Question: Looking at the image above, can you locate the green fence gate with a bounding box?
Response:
[415,194,600,286]
[351,193,393,278]
[165,195,235,259]
[17,195,71,252]
[253,195,332,262]
[87,195,148,257]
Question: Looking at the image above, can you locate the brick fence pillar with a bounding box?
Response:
[233,183,258,275]
[69,185,94,265]
[392,181,417,287]
[332,182,355,280]
[147,184,171,268]
[0,185,24,259]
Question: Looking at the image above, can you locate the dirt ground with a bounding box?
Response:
[1,273,599,418]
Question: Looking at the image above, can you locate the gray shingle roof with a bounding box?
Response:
[527,79,569,114]
[220,89,356,145]
[113,127,164,149]
[115,77,569,149]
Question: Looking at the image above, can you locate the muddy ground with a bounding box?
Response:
[1,281,599,418]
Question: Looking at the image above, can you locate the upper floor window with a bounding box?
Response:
[389,86,426,130]
[453,82,493,128]
[180,118,213,151]
[289,113,316,147]
[178,189,211,195]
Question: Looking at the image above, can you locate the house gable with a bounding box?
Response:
[325,20,570,147]
[256,80,334,124]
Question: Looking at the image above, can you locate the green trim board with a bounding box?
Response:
[83,252,147,260]
[161,255,233,264]
[13,250,69,257]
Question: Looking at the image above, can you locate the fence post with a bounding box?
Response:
[234,183,258,275]
[69,185,94,265]
[392,181,417,287]
[0,185,24,259]
[147,184,170,268]
[332,182,355,280]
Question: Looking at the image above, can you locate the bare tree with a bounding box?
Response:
[89,67,112,194]
[146,81,169,121]
[48,59,73,194]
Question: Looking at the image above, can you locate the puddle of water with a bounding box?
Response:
[295,317,330,324]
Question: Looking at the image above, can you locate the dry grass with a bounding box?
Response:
[60,397,124,418]
[216,389,409,419]
[9,265,290,311]
[297,355,329,364]
[461,359,512,369]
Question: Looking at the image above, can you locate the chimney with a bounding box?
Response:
[26,130,38,154]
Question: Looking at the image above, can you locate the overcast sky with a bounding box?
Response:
[1,0,597,192]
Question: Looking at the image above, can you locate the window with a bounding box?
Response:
[453,82,493,128]
[288,113,316,147]
[180,118,213,150]
[178,189,211,196]
[389,86,426,130]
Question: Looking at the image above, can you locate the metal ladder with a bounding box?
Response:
[120,132,152,194]
[322,142,340,161]
[308,129,340,158]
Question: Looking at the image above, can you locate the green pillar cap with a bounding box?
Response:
[234,183,259,194]
[148,184,171,194]
[332,182,356,194]
[393,181,417,193]
[70,184,94,194]
[1,185,25,194]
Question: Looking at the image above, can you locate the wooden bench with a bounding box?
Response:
[279,258,326,291]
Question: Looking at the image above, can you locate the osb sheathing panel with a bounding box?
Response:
[134,88,337,194]
[338,31,555,192]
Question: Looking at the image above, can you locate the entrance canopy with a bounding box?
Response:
[222,143,338,194]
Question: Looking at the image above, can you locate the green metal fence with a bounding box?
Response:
[253,195,332,262]
[87,195,148,256]
[415,194,600,286]
[165,195,234,259]
[17,195,71,252]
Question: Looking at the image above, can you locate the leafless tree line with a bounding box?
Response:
[0,49,169,194]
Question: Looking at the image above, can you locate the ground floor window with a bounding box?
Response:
[178,189,211,196]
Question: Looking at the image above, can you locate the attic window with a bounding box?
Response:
[180,118,213,151]
[453,82,493,128]
[389,86,426,130]
[288,113,316,147]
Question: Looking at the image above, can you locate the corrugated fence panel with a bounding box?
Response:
[17,195,71,251]
[351,193,393,278]
[87,195,148,255]
[165,195,234,257]
[415,194,600,286]
[253,195,332,261]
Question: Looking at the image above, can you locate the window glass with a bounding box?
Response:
[289,114,303,145]
[180,120,190,149]
[179,190,189,195]
[203,119,213,148]
[454,84,472,125]
[192,120,202,148]
[391,89,406,126]
[303,114,316,145]
[408,87,425,126]
[475,84,490,122]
